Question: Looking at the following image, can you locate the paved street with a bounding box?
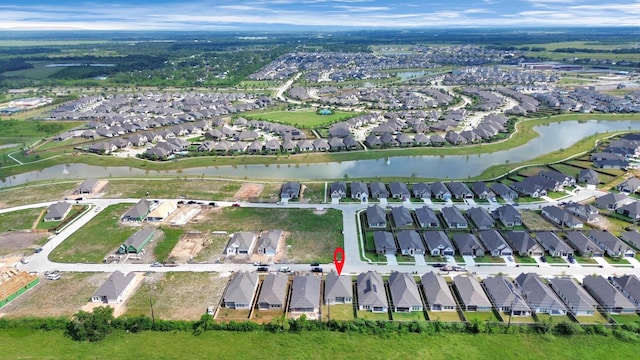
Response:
[6,184,637,281]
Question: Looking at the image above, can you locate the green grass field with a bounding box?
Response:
[49,203,136,263]
[322,304,355,321]
[0,207,42,232]
[230,109,358,128]
[1,330,639,360]
[463,311,500,323]
[153,227,184,263]
[427,311,461,322]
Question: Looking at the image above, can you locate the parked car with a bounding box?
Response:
[539,256,547,263]
[278,266,291,273]
[209,202,217,207]
[431,263,445,268]
[207,306,214,315]
[151,262,163,267]
[46,274,61,280]
[34,248,43,253]
[310,263,320,267]
[311,267,323,273]
[231,203,241,207]
[20,257,29,264]
[256,266,269,272]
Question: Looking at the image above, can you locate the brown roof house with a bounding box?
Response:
[91,271,136,304]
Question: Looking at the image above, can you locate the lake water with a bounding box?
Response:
[1,120,639,188]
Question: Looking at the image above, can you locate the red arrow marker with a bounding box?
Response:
[333,247,345,276]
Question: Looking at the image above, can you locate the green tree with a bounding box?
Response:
[66,306,114,342]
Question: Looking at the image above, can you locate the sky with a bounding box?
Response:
[1,0,639,31]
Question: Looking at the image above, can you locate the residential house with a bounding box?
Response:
[330,182,347,199]
[324,271,353,305]
[44,202,72,222]
[374,231,397,255]
[471,181,495,200]
[281,182,301,200]
[511,176,552,198]
[493,205,522,227]
[578,168,599,186]
[257,273,289,310]
[122,199,153,222]
[223,272,259,309]
[483,276,532,316]
[452,275,492,312]
[74,178,100,194]
[421,272,457,311]
[564,231,604,257]
[146,201,177,222]
[583,275,636,314]
[415,206,440,228]
[478,230,512,257]
[539,170,576,188]
[90,271,136,304]
[616,201,640,220]
[447,182,474,200]
[563,202,600,223]
[366,205,387,228]
[595,192,631,210]
[617,177,640,194]
[620,230,640,249]
[515,273,567,315]
[441,206,468,229]
[504,231,544,257]
[289,274,321,314]
[452,233,485,257]
[611,275,640,310]
[423,231,455,256]
[431,182,452,201]
[389,182,411,199]
[391,206,414,227]
[357,271,389,313]
[369,182,389,199]
[412,183,432,199]
[397,230,425,256]
[588,230,635,257]
[388,272,423,312]
[535,231,574,257]
[491,183,518,202]
[351,181,369,202]
[256,230,283,256]
[224,232,257,255]
[467,207,495,230]
[549,277,598,316]
[541,205,583,229]
[118,228,155,254]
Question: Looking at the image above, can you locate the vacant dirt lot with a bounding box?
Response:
[0,231,47,257]
[1,272,108,318]
[170,231,209,263]
[521,210,559,231]
[233,183,264,201]
[125,272,228,321]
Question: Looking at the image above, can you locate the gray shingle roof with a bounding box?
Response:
[421,271,457,309]
[45,201,72,221]
[223,271,259,307]
[289,274,321,311]
[549,277,598,315]
[92,271,136,302]
[515,273,566,314]
[324,271,353,304]
[258,273,288,308]
[357,271,388,309]
[453,275,492,309]
[388,272,422,310]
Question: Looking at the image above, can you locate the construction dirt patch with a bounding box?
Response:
[169,231,210,263]
[0,231,47,257]
[233,183,264,201]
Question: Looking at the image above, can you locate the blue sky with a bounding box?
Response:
[1,0,639,30]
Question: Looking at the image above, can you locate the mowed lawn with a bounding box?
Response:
[245,109,357,128]
[0,207,42,232]
[49,203,136,263]
[1,330,639,360]
[191,207,343,263]
[103,179,243,200]
[0,182,75,208]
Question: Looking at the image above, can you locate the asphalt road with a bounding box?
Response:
[9,185,638,280]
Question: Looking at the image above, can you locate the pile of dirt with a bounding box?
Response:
[233,183,264,201]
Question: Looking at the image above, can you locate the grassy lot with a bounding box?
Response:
[300,182,326,203]
[610,314,640,325]
[506,315,537,324]
[49,203,135,263]
[514,256,538,264]
[535,314,573,324]
[391,311,426,321]
[153,227,184,263]
[125,272,226,321]
[521,210,558,231]
[604,256,630,265]
[545,256,569,264]
[574,312,609,324]
[463,311,500,323]
[191,207,343,263]
[356,310,390,320]
[216,308,251,321]
[0,207,42,232]
[322,304,355,321]
[2,272,106,318]
[427,311,461,322]
[472,256,505,264]
[252,309,285,323]
[2,330,640,360]
[0,120,83,145]
[0,182,75,208]
[244,109,359,128]
[574,256,598,264]
[103,179,243,201]
[396,255,416,264]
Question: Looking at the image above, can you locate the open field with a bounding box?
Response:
[103,179,244,201]
[153,227,184,263]
[0,231,47,256]
[0,272,107,318]
[521,210,558,231]
[1,330,639,360]
[0,207,42,232]
[49,203,136,263]
[0,182,75,208]
[244,109,359,128]
[125,272,227,321]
